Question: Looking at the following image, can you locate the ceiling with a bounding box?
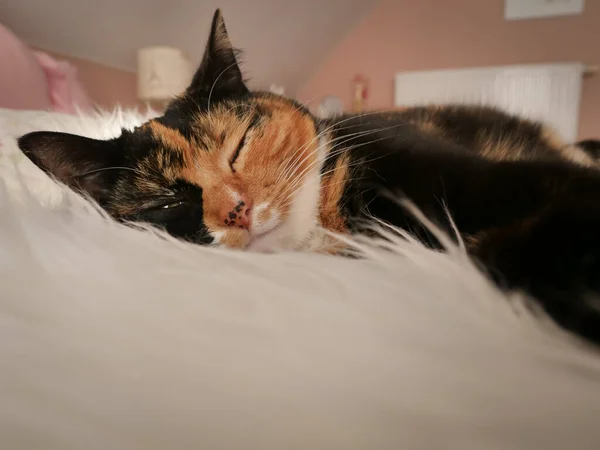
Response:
[1,0,378,95]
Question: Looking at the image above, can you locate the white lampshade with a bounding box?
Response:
[137,46,192,102]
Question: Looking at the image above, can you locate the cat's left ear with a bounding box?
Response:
[17,131,127,203]
[185,9,248,102]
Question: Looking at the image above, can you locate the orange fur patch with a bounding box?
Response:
[540,125,566,150]
[476,131,523,161]
[541,126,595,167]
[415,119,442,136]
[319,153,350,233]
[147,122,193,156]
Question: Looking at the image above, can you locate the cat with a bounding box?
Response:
[17,9,600,346]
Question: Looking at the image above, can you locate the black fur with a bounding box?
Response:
[159,9,249,138]
[328,112,600,346]
[576,139,600,160]
[18,127,214,245]
[18,131,126,203]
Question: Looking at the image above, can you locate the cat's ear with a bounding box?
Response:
[186,9,248,101]
[18,131,126,202]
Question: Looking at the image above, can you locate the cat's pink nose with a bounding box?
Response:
[222,199,252,230]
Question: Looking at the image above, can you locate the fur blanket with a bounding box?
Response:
[1,107,599,450]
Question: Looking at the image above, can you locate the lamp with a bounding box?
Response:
[137,46,192,107]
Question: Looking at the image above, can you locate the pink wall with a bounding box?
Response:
[40,49,140,109]
[299,0,600,140]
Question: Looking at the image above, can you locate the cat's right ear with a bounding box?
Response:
[18,131,127,203]
[185,9,248,103]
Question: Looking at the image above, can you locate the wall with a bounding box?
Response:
[40,49,141,110]
[299,0,600,139]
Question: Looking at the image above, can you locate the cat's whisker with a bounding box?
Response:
[275,125,400,188]
[271,112,381,182]
[223,102,258,116]
[312,123,408,165]
[277,163,355,209]
[271,143,342,204]
[284,176,370,217]
[281,135,394,203]
[280,128,397,193]
[256,97,326,185]
[272,145,352,206]
[280,123,366,175]
[276,114,377,176]
[273,136,394,208]
[272,135,323,187]
[285,95,319,119]
[272,121,345,182]
[73,166,145,179]
[320,124,409,168]
[290,93,322,113]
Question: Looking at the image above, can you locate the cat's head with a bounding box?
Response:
[18,9,326,252]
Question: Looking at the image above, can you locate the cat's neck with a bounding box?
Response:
[316,114,405,234]
[314,113,476,240]
[317,126,354,236]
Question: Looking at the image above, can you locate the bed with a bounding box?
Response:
[1,24,600,450]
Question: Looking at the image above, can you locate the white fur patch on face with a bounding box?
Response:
[210,230,226,244]
[251,203,278,236]
[227,187,242,204]
[247,135,328,253]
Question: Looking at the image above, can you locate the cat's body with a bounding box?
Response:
[334,105,594,164]
[323,106,598,241]
[324,109,600,343]
[17,10,600,346]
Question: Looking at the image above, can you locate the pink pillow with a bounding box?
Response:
[0,24,51,110]
[33,51,94,114]
[0,23,94,114]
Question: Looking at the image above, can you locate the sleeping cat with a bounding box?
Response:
[17,9,600,346]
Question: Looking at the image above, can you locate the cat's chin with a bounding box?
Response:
[245,220,318,253]
[245,224,292,253]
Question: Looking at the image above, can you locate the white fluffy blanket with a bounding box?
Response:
[1,107,599,450]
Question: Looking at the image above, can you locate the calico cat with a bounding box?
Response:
[17,9,600,346]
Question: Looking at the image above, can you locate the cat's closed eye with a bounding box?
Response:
[162,201,185,209]
[229,134,246,172]
[230,116,261,172]
[135,201,191,226]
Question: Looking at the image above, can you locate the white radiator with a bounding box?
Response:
[394,63,585,142]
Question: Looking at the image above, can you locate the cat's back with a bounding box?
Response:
[328,104,593,166]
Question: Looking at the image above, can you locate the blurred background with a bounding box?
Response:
[0,0,597,140]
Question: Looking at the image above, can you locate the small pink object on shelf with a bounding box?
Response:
[351,74,369,113]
